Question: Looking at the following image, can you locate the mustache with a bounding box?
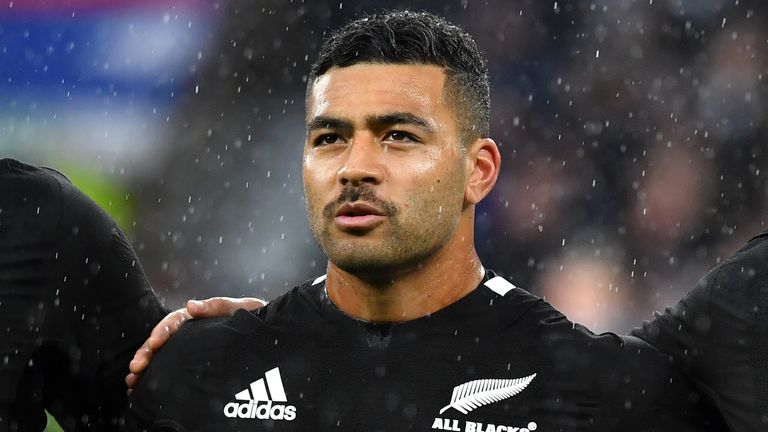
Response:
[322,186,398,218]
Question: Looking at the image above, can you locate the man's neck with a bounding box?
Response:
[324,237,485,323]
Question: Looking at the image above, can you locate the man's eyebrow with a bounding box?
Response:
[366,112,435,133]
[306,112,435,134]
[306,116,353,132]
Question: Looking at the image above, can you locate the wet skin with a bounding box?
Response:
[303,64,500,323]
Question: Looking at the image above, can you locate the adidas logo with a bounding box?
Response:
[223,367,297,421]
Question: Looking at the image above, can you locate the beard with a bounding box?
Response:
[306,184,462,275]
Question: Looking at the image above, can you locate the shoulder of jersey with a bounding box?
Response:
[0,159,73,239]
[479,274,564,327]
[702,228,768,313]
[249,275,328,323]
[485,274,640,366]
[0,158,72,192]
[169,276,327,348]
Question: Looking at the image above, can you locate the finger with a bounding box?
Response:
[128,342,152,374]
[126,308,191,381]
[128,354,150,374]
[185,299,207,316]
[187,297,268,318]
[146,310,191,347]
[125,372,140,390]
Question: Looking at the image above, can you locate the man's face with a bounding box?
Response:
[303,64,469,273]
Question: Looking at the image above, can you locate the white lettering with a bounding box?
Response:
[460,422,537,432]
[255,401,271,419]
[237,402,253,418]
[221,401,298,421]
[433,418,462,431]
[223,402,238,418]
[284,405,297,421]
[270,404,285,420]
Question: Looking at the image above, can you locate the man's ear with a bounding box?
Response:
[464,137,501,205]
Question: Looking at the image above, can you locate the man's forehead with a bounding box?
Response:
[306,64,449,121]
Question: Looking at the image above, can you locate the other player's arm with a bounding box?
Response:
[632,230,768,432]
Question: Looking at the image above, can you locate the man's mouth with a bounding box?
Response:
[334,202,387,230]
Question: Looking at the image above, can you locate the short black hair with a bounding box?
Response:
[308,10,490,146]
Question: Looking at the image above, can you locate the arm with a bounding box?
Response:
[0,159,267,429]
[632,231,768,432]
[0,159,169,431]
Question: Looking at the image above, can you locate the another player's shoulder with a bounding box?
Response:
[0,158,70,210]
[0,158,71,198]
[730,229,768,261]
[707,230,768,295]
[0,158,110,234]
[0,159,78,246]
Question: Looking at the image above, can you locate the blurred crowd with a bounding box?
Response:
[3,0,767,333]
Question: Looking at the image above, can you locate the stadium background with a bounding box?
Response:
[2,0,767,428]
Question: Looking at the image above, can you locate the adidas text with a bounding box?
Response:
[223,400,297,421]
[223,367,297,421]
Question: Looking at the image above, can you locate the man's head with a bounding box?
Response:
[308,10,490,146]
[303,11,500,276]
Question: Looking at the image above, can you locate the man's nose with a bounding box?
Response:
[337,137,383,187]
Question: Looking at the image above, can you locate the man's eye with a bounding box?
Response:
[314,134,343,146]
[384,131,419,143]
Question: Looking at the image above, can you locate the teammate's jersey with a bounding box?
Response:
[633,230,768,432]
[0,159,168,431]
[128,272,726,431]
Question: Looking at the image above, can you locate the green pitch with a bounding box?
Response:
[45,412,63,432]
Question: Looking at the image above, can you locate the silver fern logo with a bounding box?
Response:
[438,374,537,415]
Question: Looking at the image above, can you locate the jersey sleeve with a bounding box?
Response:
[125,316,244,432]
[0,159,169,431]
[618,336,728,432]
[632,231,768,432]
[124,320,187,432]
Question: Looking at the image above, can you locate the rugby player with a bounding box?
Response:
[631,231,768,431]
[3,9,765,432]
[125,11,726,431]
[0,159,263,431]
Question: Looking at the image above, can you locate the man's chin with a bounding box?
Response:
[326,247,430,277]
[329,255,396,275]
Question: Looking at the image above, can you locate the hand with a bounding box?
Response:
[125,297,267,393]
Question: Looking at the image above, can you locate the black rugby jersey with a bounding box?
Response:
[633,230,768,432]
[0,159,168,431]
[128,272,726,431]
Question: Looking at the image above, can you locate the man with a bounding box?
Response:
[126,11,725,430]
[631,231,768,432]
[0,158,167,431]
[0,159,262,431]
